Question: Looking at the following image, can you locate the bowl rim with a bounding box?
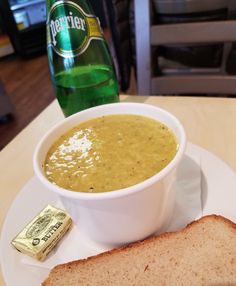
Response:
[33,102,186,200]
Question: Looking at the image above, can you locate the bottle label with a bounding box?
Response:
[47,0,104,57]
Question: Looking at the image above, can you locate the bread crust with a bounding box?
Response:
[42,215,236,286]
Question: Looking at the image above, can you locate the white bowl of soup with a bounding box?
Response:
[33,102,186,246]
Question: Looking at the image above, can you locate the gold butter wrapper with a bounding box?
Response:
[11,205,72,261]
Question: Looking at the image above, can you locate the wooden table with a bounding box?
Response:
[0,95,236,285]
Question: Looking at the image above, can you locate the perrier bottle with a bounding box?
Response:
[46,0,119,117]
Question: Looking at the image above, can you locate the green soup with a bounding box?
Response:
[44,114,178,193]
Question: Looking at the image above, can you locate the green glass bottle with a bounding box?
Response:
[46,0,119,117]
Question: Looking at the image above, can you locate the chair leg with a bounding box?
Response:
[134,0,151,95]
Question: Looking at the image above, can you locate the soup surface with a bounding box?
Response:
[44,114,178,193]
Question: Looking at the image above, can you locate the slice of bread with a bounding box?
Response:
[42,215,236,286]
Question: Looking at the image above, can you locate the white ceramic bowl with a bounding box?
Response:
[33,102,186,246]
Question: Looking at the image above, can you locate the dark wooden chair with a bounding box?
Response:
[103,0,133,92]
[0,80,14,122]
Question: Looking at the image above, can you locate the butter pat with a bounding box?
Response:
[11,205,72,261]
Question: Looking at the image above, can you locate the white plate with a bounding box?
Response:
[1,142,236,286]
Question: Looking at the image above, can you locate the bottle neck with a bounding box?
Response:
[46,0,95,15]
